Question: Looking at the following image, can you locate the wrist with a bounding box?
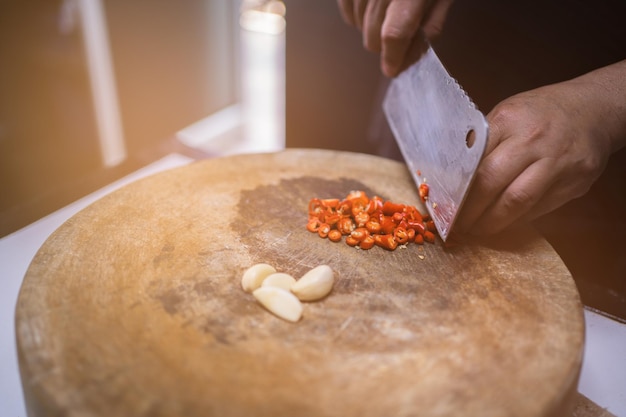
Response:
[571,59,626,154]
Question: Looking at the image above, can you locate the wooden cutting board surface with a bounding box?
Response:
[16,149,584,417]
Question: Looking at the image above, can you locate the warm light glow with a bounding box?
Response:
[239,0,286,35]
[239,9,285,35]
[240,0,286,16]
[77,0,127,167]
[178,0,286,155]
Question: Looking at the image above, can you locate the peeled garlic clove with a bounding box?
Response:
[253,286,303,322]
[241,263,276,293]
[261,272,296,290]
[291,265,334,301]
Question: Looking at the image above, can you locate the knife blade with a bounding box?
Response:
[382,43,488,242]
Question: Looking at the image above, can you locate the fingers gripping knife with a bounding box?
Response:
[383,43,489,242]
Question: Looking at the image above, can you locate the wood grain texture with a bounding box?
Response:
[16,149,585,417]
[573,393,617,417]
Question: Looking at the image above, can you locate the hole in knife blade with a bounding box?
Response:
[465,129,476,148]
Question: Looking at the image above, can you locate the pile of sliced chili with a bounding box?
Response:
[306,190,437,251]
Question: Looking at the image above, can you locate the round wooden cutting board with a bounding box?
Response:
[16,149,584,417]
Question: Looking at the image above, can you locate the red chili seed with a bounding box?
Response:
[394,227,409,244]
[337,217,355,235]
[318,223,331,238]
[350,227,369,242]
[353,211,370,227]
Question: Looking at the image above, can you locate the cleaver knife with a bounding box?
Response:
[383,43,488,242]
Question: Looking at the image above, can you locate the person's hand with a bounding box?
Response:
[337,0,454,77]
[456,64,626,236]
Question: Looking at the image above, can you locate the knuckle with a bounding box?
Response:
[423,22,445,40]
[381,25,411,44]
[577,153,606,178]
[489,100,518,124]
[502,187,535,213]
[473,161,502,196]
[489,99,534,137]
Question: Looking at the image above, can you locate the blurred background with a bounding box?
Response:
[0,0,384,239]
[1,0,259,236]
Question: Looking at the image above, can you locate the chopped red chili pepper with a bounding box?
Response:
[306,191,437,251]
[337,200,352,216]
[393,227,409,245]
[418,183,429,202]
[407,228,416,242]
[318,223,331,239]
[359,236,376,250]
[380,217,396,235]
[366,196,384,214]
[365,219,382,234]
[321,198,340,209]
[325,213,341,226]
[374,234,398,251]
[407,220,425,235]
[307,217,322,233]
[308,198,325,217]
[403,206,423,223]
[353,211,370,228]
[337,217,355,235]
[382,201,405,216]
[328,229,342,242]
[391,212,404,224]
[350,227,369,242]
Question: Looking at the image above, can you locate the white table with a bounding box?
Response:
[1,153,625,416]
